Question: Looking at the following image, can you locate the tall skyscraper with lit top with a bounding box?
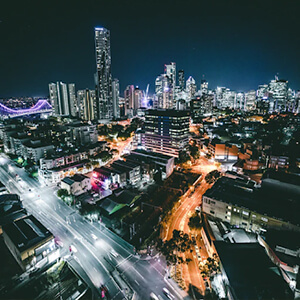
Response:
[94,27,112,120]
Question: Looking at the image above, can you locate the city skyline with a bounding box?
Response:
[1,0,300,97]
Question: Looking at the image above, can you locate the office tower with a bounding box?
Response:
[155,74,173,109]
[133,86,143,111]
[144,109,190,157]
[124,85,135,116]
[112,79,120,119]
[287,88,295,112]
[49,81,75,116]
[77,89,96,121]
[190,94,213,123]
[94,27,112,120]
[165,62,176,93]
[236,92,245,110]
[118,97,126,117]
[268,76,288,112]
[244,90,256,111]
[178,70,185,91]
[68,84,77,117]
[257,84,268,100]
[186,76,196,101]
[215,87,226,109]
[200,79,208,95]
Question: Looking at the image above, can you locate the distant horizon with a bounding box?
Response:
[0,74,297,99]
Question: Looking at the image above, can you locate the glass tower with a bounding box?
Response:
[94,27,112,120]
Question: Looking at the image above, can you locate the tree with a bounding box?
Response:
[57,189,69,198]
[157,230,193,265]
[205,170,221,184]
[200,253,220,278]
[188,212,202,230]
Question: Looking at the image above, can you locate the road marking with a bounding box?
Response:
[134,279,140,286]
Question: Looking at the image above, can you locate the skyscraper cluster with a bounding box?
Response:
[48,26,300,123]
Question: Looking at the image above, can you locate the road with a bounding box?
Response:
[0,155,188,300]
[161,157,217,296]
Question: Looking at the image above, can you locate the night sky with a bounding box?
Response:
[1,0,300,97]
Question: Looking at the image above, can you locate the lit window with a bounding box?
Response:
[233,208,236,212]
[227,206,232,210]
[261,217,268,222]
[242,211,249,216]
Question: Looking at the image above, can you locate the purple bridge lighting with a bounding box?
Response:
[0,100,52,117]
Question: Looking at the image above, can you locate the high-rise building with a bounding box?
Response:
[268,76,288,112]
[200,79,208,95]
[178,70,185,91]
[94,27,112,120]
[124,85,135,116]
[257,84,268,101]
[244,90,256,111]
[77,89,96,121]
[165,62,176,94]
[134,86,143,111]
[144,109,190,157]
[190,94,214,123]
[235,92,245,110]
[186,76,196,101]
[49,82,76,117]
[155,74,173,109]
[112,79,120,119]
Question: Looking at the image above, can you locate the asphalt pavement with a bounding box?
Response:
[0,155,190,300]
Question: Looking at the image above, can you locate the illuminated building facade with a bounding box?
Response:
[178,70,185,91]
[155,74,173,109]
[112,79,120,119]
[144,109,190,157]
[77,89,96,121]
[186,76,196,102]
[49,82,76,117]
[94,27,112,120]
[268,77,288,112]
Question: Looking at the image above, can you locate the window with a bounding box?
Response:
[252,214,256,218]
[261,217,268,222]
[233,208,236,212]
[226,211,231,216]
[242,222,247,226]
[227,206,232,210]
[242,211,249,216]
[210,210,215,215]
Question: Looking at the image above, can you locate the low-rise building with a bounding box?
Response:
[214,241,293,300]
[208,139,239,161]
[22,140,54,163]
[202,176,300,233]
[61,174,91,196]
[2,215,55,270]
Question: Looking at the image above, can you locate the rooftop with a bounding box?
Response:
[3,215,53,253]
[215,241,293,300]
[204,176,300,226]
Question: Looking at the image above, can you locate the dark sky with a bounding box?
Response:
[1,0,300,97]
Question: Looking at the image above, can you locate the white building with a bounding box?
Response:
[61,174,91,196]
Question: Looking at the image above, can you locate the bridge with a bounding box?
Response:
[0,100,52,118]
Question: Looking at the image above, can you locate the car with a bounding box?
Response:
[110,249,119,258]
[150,292,159,300]
[91,233,97,240]
[162,288,173,299]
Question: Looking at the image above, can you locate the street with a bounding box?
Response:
[161,157,217,296]
[0,155,188,300]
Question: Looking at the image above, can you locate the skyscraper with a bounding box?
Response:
[112,79,120,119]
[186,76,196,102]
[268,76,288,112]
[124,85,135,116]
[49,81,76,117]
[165,62,176,93]
[178,70,185,91]
[94,27,112,120]
[200,79,208,95]
[77,89,96,121]
[155,74,173,109]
